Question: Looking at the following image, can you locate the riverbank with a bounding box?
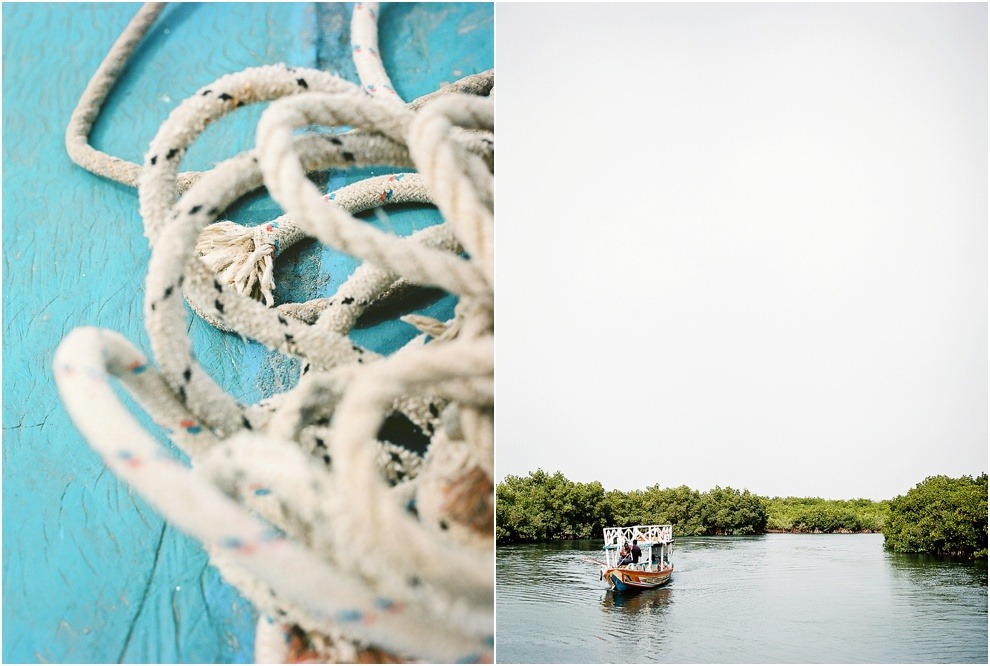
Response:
[498,470,987,558]
[499,529,881,545]
[496,469,891,543]
[764,527,880,534]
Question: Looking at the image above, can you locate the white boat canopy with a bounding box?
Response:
[603,524,673,548]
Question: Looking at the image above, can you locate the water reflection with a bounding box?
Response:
[602,586,673,614]
[886,550,989,586]
[595,587,673,655]
[885,552,988,612]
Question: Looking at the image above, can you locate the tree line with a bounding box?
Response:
[495,469,771,542]
[496,470,988,558]
[766,496,888,533]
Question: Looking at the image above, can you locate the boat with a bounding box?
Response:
[598,524,674,592]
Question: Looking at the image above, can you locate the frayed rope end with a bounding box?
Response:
[197,221,278,307]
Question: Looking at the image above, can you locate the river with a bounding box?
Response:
[496,534,987,663]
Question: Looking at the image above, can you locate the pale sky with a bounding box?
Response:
[495,2,988,501]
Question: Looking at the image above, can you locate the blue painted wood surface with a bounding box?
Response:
[2,3,492,662]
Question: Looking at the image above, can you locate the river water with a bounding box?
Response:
[496,534,987,663]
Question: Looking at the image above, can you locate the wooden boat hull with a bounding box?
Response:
[602,566,673,592]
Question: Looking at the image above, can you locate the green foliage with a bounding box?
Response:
[496,472,770,542]
[766,496,889,533]
[700,486,769,535]
[495,470,609,542]
[497,470,987,548]
[882,474,988,558]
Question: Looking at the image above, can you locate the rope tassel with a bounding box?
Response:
[197,220,278,306]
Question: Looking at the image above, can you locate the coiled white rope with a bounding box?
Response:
[56,3,493,662]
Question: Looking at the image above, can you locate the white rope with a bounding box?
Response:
[255,91,492,301]
[56,3,493,662]
[64,2,201,193]
[351,2,404,104]
[53,328,486,661]
[408,94,496,286]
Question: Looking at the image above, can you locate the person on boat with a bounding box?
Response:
[630,539,642,565]
[617,543,633,567]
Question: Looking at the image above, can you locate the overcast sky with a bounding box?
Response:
[495,2,987,501]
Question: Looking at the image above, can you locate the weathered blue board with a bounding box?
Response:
[2,3,493,662]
